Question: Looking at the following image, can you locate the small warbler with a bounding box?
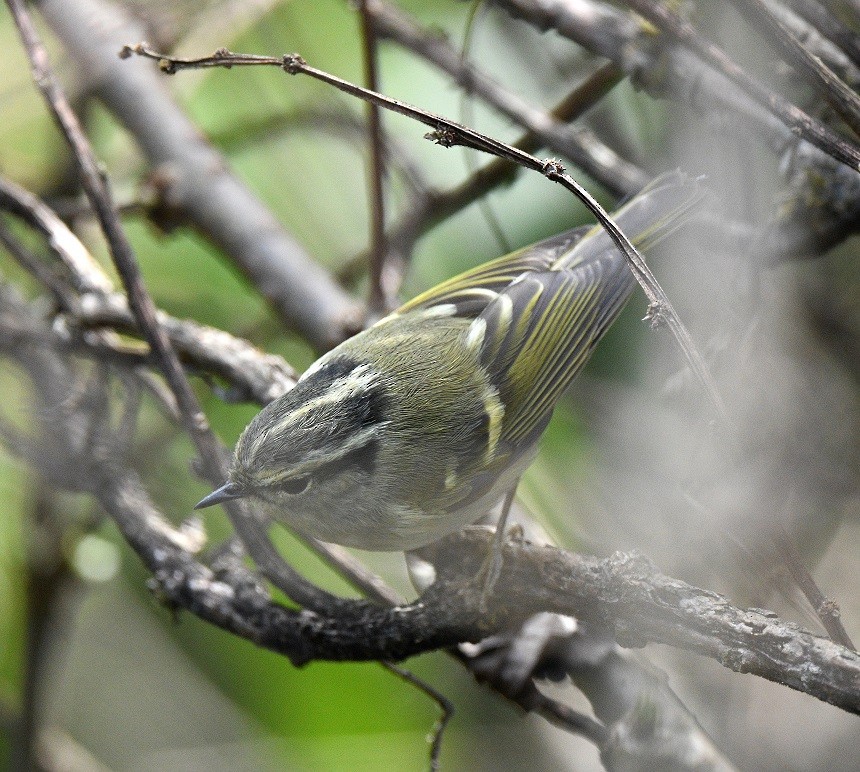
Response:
[196,172,702,583]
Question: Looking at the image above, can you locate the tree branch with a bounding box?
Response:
[620,0,860,170]
[92,469,860,715]
[0,309,851,717]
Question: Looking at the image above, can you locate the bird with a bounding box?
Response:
[195,171,702,591]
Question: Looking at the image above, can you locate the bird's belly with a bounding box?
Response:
[370,448,537,551]
[268,445,537,552]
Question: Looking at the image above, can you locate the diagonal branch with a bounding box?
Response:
[7,0,346,617]
[367,0,647,195]
[87,462,860,716]
[0,175,298,405]
[338,61,628,287]
[493,0,860,170]
[785,0,860,70]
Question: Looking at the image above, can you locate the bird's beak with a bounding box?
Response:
[194,481,245,510]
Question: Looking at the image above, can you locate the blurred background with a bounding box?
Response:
[0,0,858,769]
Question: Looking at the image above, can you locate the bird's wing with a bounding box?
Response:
[475,254,635,446]
[474,171,707,445]
[394,227,588,319]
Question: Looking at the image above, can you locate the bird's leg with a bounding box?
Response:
[478,484,518,611]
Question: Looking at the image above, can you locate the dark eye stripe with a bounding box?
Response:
[314,439,379,482]
[267,439,377,499]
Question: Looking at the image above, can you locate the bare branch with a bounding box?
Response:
[381,663,454,771]
[339,61,627,287]
[358,0,390,315]
[0,319,849,718]
[0,176,297,405]
[620,0,860,170]
[783,0,860,70]
[8,0,350,621]
[0,177,113,295]
[91,467,860,716]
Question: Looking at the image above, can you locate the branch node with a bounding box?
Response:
[643,301,669,329]
[541,158,566,176]
[282,53,306,75]
[424,127,457,147]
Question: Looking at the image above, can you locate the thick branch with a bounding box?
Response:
[96,462,860,714]
[421,533,860,715]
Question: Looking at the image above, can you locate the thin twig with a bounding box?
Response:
[338,60,627,287]
[0,221,78,309]
[126,43,728,422]
[784,0,860,70]
[300,538,404,606]
[367,0,646,195]
[0,176,113,296]
[358,0,390,316]
[0,177,298,405]
[517,681,609,746]
[37,0,361,351]
[7,0,343,616]
[730,0,860,137]
[8,0,211,459]
[382,663,454,771]
[771,525,856,650]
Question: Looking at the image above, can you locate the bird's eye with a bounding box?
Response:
[279,475,311,495]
